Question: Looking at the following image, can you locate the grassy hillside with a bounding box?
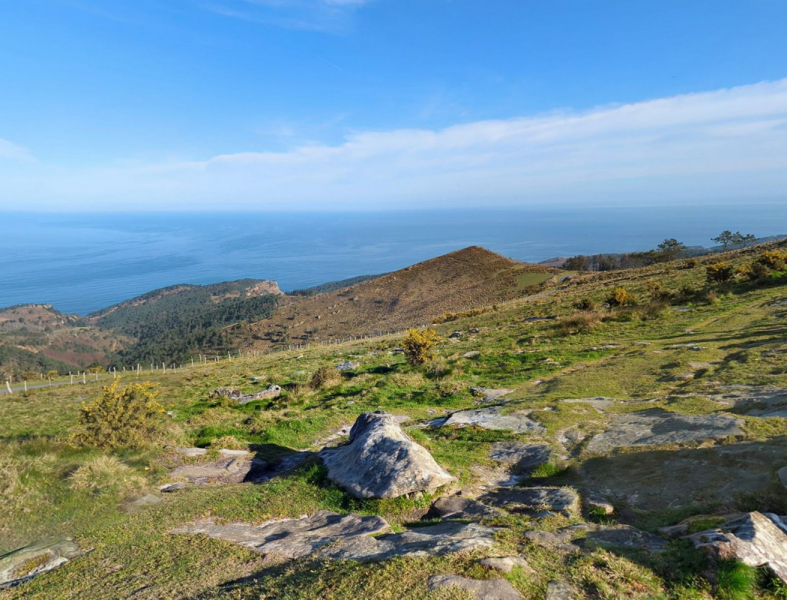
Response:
[3,240,787,599]
[245,246,557,349]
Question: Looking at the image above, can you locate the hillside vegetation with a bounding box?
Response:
[3,240,787,599]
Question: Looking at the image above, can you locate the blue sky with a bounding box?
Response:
[1,0,787,211]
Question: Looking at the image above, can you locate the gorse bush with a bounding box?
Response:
[607,288,636,307]
[402,328,440,366]
[706,262,735,284]
[757,250,787,270]
[71,380,164,449]
[310,365,341,389]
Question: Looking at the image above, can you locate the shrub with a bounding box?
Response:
[645,280,663,299]
[706,262,735,284]
[310,366,340,389]
[574,298,597,311]
[560,312,602,335]
[68,456,146,495]
[607,287,636,307]
[757,250,787,270]
[70,380,164,449]
[402,328,440,366]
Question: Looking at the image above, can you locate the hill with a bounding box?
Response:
[245,246,558,348]
[3,239,787,598]
[0,304,127,378]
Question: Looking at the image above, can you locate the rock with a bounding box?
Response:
[336,362,360,372]
[442,406,545,434]
[172,511,389,560]
[688,362,712,370]
[524,530,576,551]
[128,493,163,509]
[210,388,243,400]
[218,449,250,457]
[482,487,579,516]
[689,512,787,583]
[585,409,744,453]
[449,331,463,339]
[479,556,533,574]
[546,580,576,600]
[779,467,787,489]
[0,539,83,588]
[238,385,281,404]
[320,411,454,499]
[585,493,614,515]
[490,442,551,472]
[174,447,208,457]
[165,456,267,488]
[427,575,522,600]
[468,328,480,333]
[464,351,481,358]
[582,525,667,553]
[659,523,689,538]
[319,521,498,560]
[160,482,187,493]
[425,494,503,521]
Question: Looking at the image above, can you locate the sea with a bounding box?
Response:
[2,204,785,316]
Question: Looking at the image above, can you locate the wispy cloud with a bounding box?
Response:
[5,79,787,211]
[205,0,375,33]
[0,139,34,162]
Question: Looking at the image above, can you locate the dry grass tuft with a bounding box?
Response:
[68,455,146,495]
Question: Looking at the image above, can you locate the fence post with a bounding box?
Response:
[5,381,11,394]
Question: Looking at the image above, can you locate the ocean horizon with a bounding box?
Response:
[3,203,786,315]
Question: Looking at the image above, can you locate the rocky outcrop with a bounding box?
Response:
[161,455,266,490]
[441,406,546,434]
[425,494,503,521]
[688,512,787,583]
[320,411,454,499]
[0,539,83,588]
[585,409,744,453]
[481,487,580,516]
[318,521,498,561]
[490,442,551,471]
[171,511,389,560]
[427,574,522,600]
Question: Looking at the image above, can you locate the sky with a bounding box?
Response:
[1,0,786,212]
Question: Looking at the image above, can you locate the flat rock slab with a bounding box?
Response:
[479,556,533,574]
[442,406,546,434]
[0,539,83,588]
[175,447,208,457]
[581,525,667,553]
[585,409,744,453]
[425,494,504,521]
[428,575,522,600]
[171,511,389,560]
[481,487,579,516]
[320,411,454,499]
[580,441,787,510]
[164,456,267,488]
[689,512,787,583]
[319,521,498,561]
[490,442,551,471]
[704,386,787,418]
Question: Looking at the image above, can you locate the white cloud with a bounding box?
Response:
[4,79,787,211]
[0,139,34,162]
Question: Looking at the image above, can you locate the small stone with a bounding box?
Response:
[478,556,533,574]
[218,449,250,457]
[464,351,481,358]
[425,494,503,521]
[449,331,463,339]
[490,442,551,471]
[546,580,576,600]
[160,482,187,493]
[586,493,614,515]
[427,574,522,600]
[174,447,207,457]
[583,525,667,553]
[336,362,360,372]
